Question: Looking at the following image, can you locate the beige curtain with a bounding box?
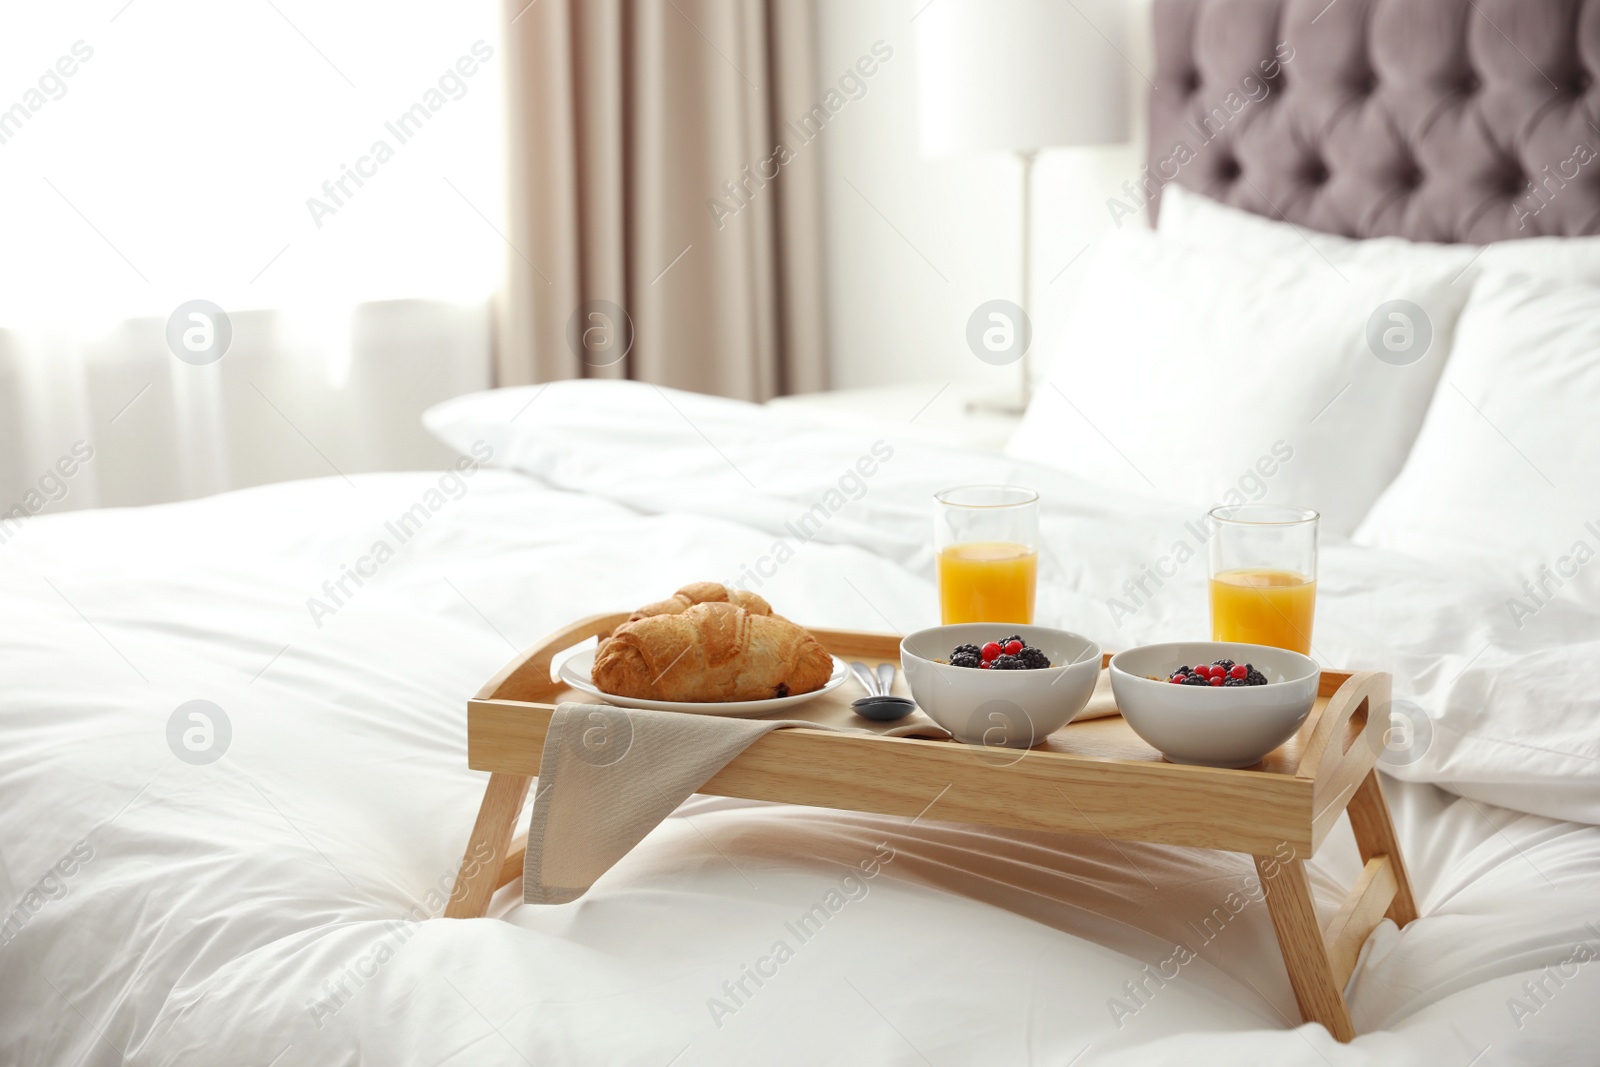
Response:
[498,0,827,400]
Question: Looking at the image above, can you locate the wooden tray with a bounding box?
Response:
[445,615,1418,1042]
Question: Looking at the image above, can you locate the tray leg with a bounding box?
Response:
[445,772,532,919]
[1345,769,1419,927]
[1254,853,1356,1042]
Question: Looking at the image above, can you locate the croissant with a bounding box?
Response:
[628,581,772,621]
[594,599,833,702]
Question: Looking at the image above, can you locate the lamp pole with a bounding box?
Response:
[967,147,1037,416]
[1017,146,1035,410]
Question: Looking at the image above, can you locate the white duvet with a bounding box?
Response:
[1,380,1595,1065]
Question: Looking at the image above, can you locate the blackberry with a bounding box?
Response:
[1182,674,1211,686]
[990,654,1026,669]
[952,643,982,660]
[950,652,983,669]
[1222,677,1248,687]
[998,635,1024,647]
[1245,665,1268,686]
[1017,647,1051,669]
[1214,659,1235,672]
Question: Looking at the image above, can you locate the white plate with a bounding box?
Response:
[557,650,850,717]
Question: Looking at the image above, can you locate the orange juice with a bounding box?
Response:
[1210,568,1316,653]
[937,541,1037,624]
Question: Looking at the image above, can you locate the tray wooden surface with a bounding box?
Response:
[445,614,1420,1043]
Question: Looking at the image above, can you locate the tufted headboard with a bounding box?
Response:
[1147,0,1600,241]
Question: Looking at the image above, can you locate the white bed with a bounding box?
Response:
[2,380,1598,1065]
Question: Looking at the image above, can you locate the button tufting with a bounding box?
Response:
[1144,3,1586,245]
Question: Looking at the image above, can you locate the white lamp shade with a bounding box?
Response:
[917,0,1132,156]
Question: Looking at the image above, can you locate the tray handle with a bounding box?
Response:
[1298,670,1388,782]
[473,611,632,702]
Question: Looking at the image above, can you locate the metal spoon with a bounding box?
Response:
[877,662,896,696]
[848,661,880,696]
[850,660,915,722]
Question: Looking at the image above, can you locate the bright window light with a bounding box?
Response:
[0,0,504,327]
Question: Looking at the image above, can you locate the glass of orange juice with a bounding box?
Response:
[1208,504,1318,654]
[935,486,1039,624]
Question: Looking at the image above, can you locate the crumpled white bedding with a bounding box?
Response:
[0,383,1591,1064]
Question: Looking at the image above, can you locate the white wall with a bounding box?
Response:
[815,0,1154,392]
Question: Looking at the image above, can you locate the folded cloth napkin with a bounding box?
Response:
[523,702,943,904]
[1080,667,1119,720]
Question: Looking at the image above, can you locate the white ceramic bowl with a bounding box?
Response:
[1109,642,1320,768]
[900,625,1102,748]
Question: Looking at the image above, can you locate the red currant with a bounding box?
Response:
[1168,675,1185,684]
[1230,664,1248,680]
[1209,676,1224,686]
[1004,640,1023,656]
[981,642,1002,661]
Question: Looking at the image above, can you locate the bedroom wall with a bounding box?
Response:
[815,0,1153,392]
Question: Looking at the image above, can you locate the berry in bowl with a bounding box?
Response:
[949,635,1054,671]
[901,625,1101,748]
[1167,659,1268,687]
[1109,642,1319,768]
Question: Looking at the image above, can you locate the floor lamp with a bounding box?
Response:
[917,0,1131,414]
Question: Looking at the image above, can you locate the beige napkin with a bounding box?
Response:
[523,703,944,904]
[1079,667,1121,720]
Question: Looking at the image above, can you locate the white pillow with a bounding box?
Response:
[1005,228,1471,536]
[1354,271,1600,609]
[1158,182,1600,286]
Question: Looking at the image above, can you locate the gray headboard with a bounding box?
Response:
[1147,0,1600,241]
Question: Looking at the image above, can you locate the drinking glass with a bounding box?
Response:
[1208,504,1318,654]
[935,485,1039,624]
